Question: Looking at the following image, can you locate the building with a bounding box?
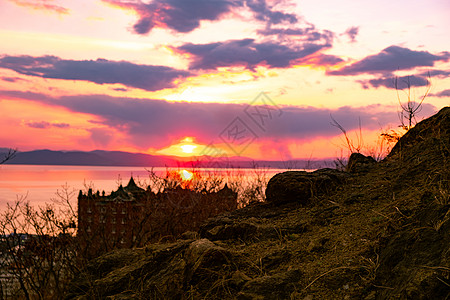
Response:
[77,177,237,257]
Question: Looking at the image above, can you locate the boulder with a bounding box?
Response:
[265,168,348,205]
[346,153,376,173]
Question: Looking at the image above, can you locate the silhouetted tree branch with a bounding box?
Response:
[0,148,17,164]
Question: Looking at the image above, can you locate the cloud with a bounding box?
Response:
[8,0,69,14]
[2,90,438,150]
[52,122,70,128]
[111,87,129,92]
[419,69,450,78]
[173,38,336,70]
[0,55,190,91]
[88,128,113,147]
[103,0,299,34]
[343,26,359,43]
[360,75,430,89]
[26,121,51,129]
[244,0,297,25]
[1,76,24,83]
[431,89,450,98]
[256,24,335,44]
[329,46,450,76]
[301,54,344,67]
[25,121,70,129]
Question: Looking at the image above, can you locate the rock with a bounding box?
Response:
[265,168,348,205]
[261,250,291,269]
[230,271,252,289]
[179,231,199,240]
[373,204,450,299]
[346,153,376,173]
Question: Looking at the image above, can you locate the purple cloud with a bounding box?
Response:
[174,38,335,70]
[431,89,450,98]
[245,0,297,25]
[343,26,359,42]
[1,76,25,83]
[420,69,450,78]
[257,24,335,45]
[361,75,430,89]
[26,121,51,129]
[329,46,450,76]
[103,0,298,34]
[0,55,190,91]
[25,121,70,129]
[52,122,70,128]
[2,90,438,150]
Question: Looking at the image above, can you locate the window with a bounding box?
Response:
[112,227,116,234]
[121,218,127,225]
[87,217,92,223]
[121,208,127,214]
[100,207,106,213]
[100,216,106,223]
[87,226,91,233]
[112,218,116,224]
[112,207,117,214]
[87,207,92,213]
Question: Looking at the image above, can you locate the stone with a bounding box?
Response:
[346,153,376,173]
[265,168,348,205]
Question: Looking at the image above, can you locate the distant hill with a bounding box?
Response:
[0,149,329,168]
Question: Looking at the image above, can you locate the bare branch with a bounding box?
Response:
[0,148,17,164]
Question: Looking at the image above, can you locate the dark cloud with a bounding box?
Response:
[111,87,129,92]
[245,0,297,25]
[8,0,69,14]
[1,76,24,83]
[26,121,51,129]
[257,25,335,44]
[343,26,359,43]
[419,69,450,78]
[2,90,437,150]
[0,55,190,91]
[103,0,298,34]
[431,89,450,98]
[361,75,430,89]
[328,46,450,76]
[52,122,70,128]
[174,38,335,70]
[25,121,70,129]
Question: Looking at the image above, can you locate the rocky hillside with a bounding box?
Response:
[66,107,450,299]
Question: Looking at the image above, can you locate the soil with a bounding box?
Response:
[66,107,450,300]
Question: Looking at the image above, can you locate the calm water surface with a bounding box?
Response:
[0,165,296,209]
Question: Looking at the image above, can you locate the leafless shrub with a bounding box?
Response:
[395,72,431,131]
[330,115,363,154]
[0,187,80,299]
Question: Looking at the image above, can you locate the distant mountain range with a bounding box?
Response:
[0,148,330,169]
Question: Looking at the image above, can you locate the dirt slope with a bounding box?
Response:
[66,107,450,300]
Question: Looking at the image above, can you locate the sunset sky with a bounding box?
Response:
[0,0,449,160]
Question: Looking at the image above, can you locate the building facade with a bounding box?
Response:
[77,177,237,257]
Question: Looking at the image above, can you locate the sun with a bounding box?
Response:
[156,136,202,157]
[179,169,193,180]
[180,144,197,153]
